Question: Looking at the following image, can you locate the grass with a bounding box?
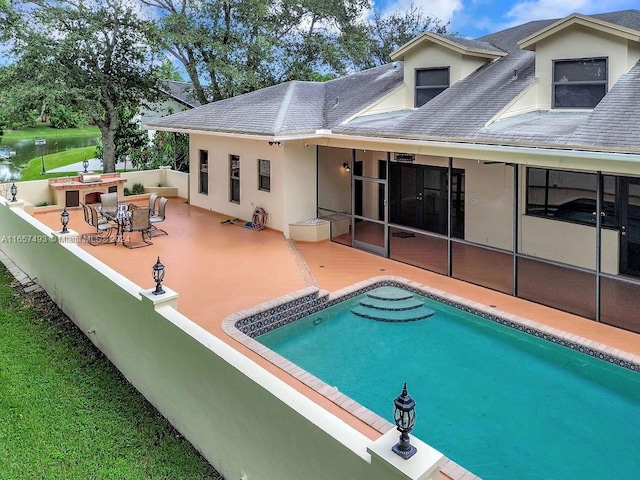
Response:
[0,265,223,480]
[19,146,98,181]
[3,124,100,141]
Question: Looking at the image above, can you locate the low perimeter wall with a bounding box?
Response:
[0,197,443,480]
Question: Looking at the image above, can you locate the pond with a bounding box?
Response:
[0,135,100,182]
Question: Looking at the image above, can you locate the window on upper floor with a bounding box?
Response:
[553,58,607,109]
[415,67,449,108]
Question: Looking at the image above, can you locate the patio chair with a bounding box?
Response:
[80,202,90,225]
[148,193,159,216]
[100,192,118,215]
[149,197,168,236]
[123,205,153,249]
[81,206,116,245]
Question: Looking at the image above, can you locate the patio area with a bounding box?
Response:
[34,199,640,476]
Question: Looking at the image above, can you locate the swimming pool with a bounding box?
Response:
[225,278,640,480]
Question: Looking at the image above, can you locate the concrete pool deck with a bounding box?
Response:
[34,200,640,479]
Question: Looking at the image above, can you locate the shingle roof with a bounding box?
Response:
[324,63,404,127]
[158,80,202,108]
[147,9,640,152]
[335,49,536,138]
[149,81,322,135]
[149,64,404,136]
[567,60,640,149]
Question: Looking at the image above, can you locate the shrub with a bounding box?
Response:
[132,183,145,195]
[123,187,132,196]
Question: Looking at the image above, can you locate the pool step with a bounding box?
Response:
[352,305,435,322]
[365,286,415,302]
[352,286,435,322]
[359,297,425,311]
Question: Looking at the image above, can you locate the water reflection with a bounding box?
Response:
[0,135,100,181]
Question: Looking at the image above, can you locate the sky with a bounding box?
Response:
[374,0,640,39]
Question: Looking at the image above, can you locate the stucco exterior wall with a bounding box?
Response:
[1,169,186,212]
[360,84,406,116]
[1,178,53,207]
[401,44,486,108]
[121,169,163,190]
[0,198,443,480]
[188,134,285,231]
[534,25,638,110]
[461,160,514,251]
[283,141,318,237]
[318,146,351,216]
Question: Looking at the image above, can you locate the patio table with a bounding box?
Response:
[99,203,131,245]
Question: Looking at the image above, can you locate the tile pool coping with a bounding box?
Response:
[222,275,640,480]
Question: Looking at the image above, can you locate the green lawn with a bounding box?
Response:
[0,265,223,479]
[3,124,100,141]
[19,146,98,181]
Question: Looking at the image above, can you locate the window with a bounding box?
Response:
[553,58,607,109]
[526,168,617,227]
[199,150,208,195]
[230,154,240,203]
[258,159,271,192]
[415,67,449,108]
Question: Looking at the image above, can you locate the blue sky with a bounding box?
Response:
[374,0,640,38]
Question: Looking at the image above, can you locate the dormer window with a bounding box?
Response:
[553,58,607,109]
[415,67,449,108]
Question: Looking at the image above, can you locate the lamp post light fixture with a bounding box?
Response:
[60,207,70,234]
[82,157,89,173]
[392,382,417,460]
[10,182,17,202]
[343,162,350,172]
[152,257,165,295]
[35,137,46,175]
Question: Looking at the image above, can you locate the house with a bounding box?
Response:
[139,80,202,133]
[147,9,640,335]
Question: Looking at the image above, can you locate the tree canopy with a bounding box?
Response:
[141,0,449,104]
[0,0,451,170]
[0,0,161,172]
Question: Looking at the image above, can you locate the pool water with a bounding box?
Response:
[257,286,640,479]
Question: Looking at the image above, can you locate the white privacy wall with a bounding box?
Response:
[0,198,443,480]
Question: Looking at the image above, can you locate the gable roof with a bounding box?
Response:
[158,80,203,108]
[519,12,640,50]
[391,32,506,61]
[147,9,640,153]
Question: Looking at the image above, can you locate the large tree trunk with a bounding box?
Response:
[99,107,119,173]
[98,102,118,173]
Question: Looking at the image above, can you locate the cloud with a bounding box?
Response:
[503,0,594,26]
[377,0,463,24]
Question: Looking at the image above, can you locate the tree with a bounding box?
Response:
[344,3,451,71]
[0,0,161,172]
[141,0,370,103]
[129,131,189,172]
[155,58,184,81]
